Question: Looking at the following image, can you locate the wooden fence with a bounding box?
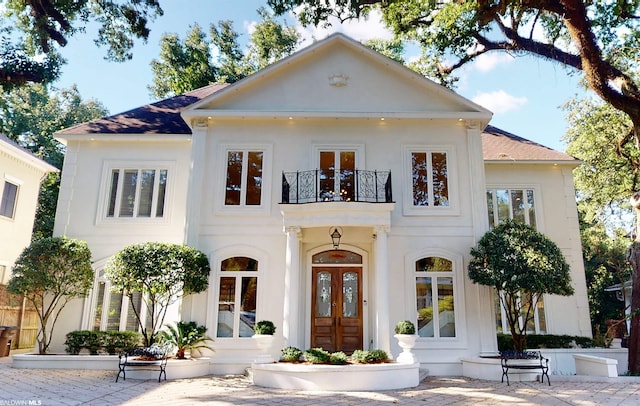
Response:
[0,285,38,349]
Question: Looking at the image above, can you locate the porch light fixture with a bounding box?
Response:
[330,227,343,249]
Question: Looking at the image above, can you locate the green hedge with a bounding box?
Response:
[65,330,142,355]
[497,333,595,351]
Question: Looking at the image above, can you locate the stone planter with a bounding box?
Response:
[252,334,274,364]
[394,334,418,364]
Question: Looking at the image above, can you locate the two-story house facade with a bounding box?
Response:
[53,34,590,376]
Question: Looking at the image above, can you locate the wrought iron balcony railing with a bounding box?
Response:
[281,169,393,204]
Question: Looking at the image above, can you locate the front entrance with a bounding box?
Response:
[311,266,363,353]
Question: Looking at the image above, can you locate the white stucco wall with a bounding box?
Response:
[0,140,56,284]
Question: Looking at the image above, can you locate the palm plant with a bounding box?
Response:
[159,321,214,359]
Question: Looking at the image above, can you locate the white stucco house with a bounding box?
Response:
[0,134,58,285]
[52,34,591,376]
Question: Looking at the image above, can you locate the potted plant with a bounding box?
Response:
[253,320,276,363]
[394,320,418,363]
[159,321,214,359]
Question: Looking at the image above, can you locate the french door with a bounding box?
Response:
[319,151,355,201]
[311,267,363,353]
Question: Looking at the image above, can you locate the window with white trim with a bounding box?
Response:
[415,257,456,338]
[106,167,168,218]
[495,291,547,335]
[486,188,536,228]
[0,181,19,219]
[216,257,258,338]
[225,151,263,206]
[411,151,449,207]
[487,187,546,334]
[92,270,152,332]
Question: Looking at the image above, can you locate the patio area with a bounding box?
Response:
[2,352,640,405]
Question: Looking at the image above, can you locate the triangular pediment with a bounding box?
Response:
[184,34,491,122]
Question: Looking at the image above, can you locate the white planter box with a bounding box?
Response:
[251,361,420,390]
[574,354,618,378]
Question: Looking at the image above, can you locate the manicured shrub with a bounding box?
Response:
[64,330,142,355]
[329,351,348,365]
[394,320,416,335]
[303,348,331,364]
[254,320,276,335]
[281,346,302,362]
[497,333,595,351]
[350,349,390,364]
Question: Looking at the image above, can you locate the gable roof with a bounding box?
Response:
[0,133,59,173]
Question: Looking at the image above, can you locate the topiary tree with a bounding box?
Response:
[7,237,93,354]
[105,242,211,347]
[468,220,574,352]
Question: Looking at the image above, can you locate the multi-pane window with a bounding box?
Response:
[216,257,258,338]
[486,188,536,228]
[411,151,449,207]
[487,187,546,334]
[92,270,151,332]
[319,150,355,201]
[495,292,546,335]
[0,181,19,219]
[106,168,168,218]
[415,257,456,338]
[225,151,263,206]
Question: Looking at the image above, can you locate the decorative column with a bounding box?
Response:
[185,118,208,247]
[183,118,208,322]
[282,226,302,348]
[465,120,498,356]
[374,225,391,353]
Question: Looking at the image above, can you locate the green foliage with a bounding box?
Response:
[497,334,595,351]
[469,220,573,352]
[159,321,214,359]
[1,0,163,87]
[350,349,390,364]
[394,320,416,335]
[280,346,303,362]
[64,330,141,355]
[0,83,108,240]
[329,351,348,365]
[254,320,276,335]
[303,347,331,364]
[564,98,637,224]
[105,242,211,347]
[149,8,300,99]
[7,237,93,354]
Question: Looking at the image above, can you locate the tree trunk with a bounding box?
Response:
[626,193,640,373]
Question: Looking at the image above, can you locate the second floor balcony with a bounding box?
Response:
[281,169,393,204]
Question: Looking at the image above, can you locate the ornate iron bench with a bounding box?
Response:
[500,350,550,385]
[116,347,168,382]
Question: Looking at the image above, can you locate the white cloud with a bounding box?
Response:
[472,90,527,113]
[294,9,392,46]
[472,52,514,73]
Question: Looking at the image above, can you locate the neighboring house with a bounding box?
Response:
[52,34,591,375]
[0,134,58,285]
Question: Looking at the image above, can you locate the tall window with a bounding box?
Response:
[486,188,536,228]
[225,151,263,206]
[487,187,546,334]
[216,257,258,338]
[411,151,449,207]
[415,257,456,338]
[0,181,18,219]
[92,270,151,332]
[106,168,168,218]
[319,150,355,201]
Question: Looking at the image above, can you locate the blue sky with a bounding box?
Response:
[55,0,587,152]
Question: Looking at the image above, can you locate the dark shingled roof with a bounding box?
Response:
[57,83,228,135]
[56,85,575,163]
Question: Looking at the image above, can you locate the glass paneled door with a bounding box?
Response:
[319,151,355,201]
[311,267,363,353]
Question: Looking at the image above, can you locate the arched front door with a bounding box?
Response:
[311,250,363,353]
